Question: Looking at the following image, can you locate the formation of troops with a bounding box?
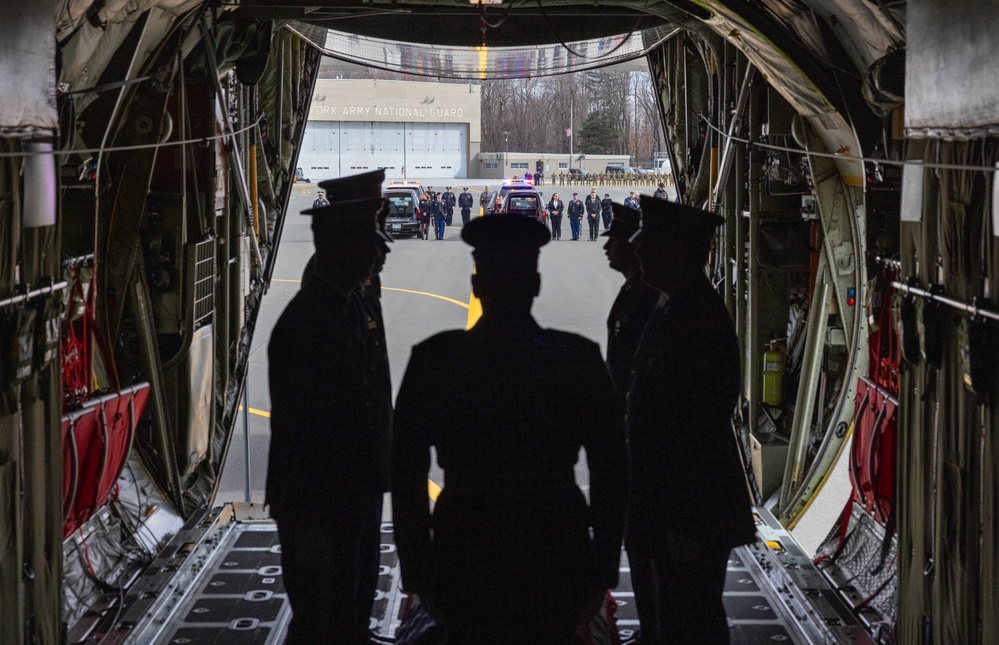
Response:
[267,169,754,644]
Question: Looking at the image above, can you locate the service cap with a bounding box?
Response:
[601,202,640,239]
[462,214,550,267]
[632,195,723,243]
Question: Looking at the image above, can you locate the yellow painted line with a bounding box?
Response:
[382,287,469,309]
[270,279,470,310]
[238,404,440,502]
[238,405,272,418]
[428,479,442,502]
[466,265,481,329]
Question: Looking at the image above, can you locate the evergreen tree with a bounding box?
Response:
[578,110,617,154]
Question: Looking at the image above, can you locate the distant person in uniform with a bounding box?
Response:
[653,182,669,200]
[547,192,564,240]
[267,169,391,645]
[311,189,329,209]
[626,195,755,644]
[479,186,491,212]
[458,187,474,226]
[567,192,584,240]
[602,203,659,397]
[433,194,447,240]
[392,216,628,645]
[538,170,545,186]
[443,186,456,226]
[600,192,614,232]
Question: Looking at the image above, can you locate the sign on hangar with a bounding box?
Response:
[298,79,482,180]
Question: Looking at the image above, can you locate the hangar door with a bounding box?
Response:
[297,121,466,179]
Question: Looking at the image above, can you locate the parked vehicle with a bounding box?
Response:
[497,189,546,223]
[484,181,533,215]
[382,188,422,237]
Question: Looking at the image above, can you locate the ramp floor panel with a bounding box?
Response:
[132,506,873,644]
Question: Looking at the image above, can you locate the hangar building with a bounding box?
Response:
[299,79,481,179]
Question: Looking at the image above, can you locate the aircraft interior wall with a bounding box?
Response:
[1,1,998,643]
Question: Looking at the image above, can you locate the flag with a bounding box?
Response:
[565,128,572,136]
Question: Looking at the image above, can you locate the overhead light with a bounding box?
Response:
[469,0,503,4]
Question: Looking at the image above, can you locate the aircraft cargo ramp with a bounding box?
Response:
[74,504,875,644]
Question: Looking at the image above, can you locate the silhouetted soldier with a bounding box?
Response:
[626,195,755,644]
[602,203,659,397]
[266,169,391,645]
[392,216,628,644]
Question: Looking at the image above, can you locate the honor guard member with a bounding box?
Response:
[392,216,628,645]
[443,186,456,226]
[266,169,391,645]
[626,196,755,644]
[602,203,659,397]
[311,189,329,209]
[457,187,474,226]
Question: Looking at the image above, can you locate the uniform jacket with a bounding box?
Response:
[547,198,564,217]
[585,194,602,217]
[606,273,660,396]
[392,316,628,601]
[457,192,473,211]
[312,197,329,209]
[479,190,490,206]
[567,198,584,220]
[601,197,613,217]
[626,274,755,554]
[432,199,447,221]
[266,277,390,525]
[443,191,456,210]
[653,188,669,200]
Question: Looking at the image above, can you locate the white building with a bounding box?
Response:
[299,79,482,180]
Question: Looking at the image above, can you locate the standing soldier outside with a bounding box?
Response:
[433,193,447,240]
[392,216,627,644]
[443,186,456,226]
[600,192,614,232]
[585,188,602,241]
[457,187,474,226]
[311,189,329,209]
[626,195,755,644]
[546,192,564,241]
[567,191,584,240]
[653,182,669,200]
[479,186,491,215]
[266,169,391,645]
[602,203,659,397]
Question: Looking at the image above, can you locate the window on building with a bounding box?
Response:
[558,162,568,169]
[485,162,498,169]
[511,162,528,169]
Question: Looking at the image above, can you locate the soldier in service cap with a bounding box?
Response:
[392,216,628,644]
[602,202,660,398]
[457,186,474,226]
[625,195,755,644]
[267,169,390,645]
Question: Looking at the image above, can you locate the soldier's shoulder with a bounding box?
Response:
[413,329,466,353]
[540,328,601,354]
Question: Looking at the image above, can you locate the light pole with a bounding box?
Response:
[502,130,509,177]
